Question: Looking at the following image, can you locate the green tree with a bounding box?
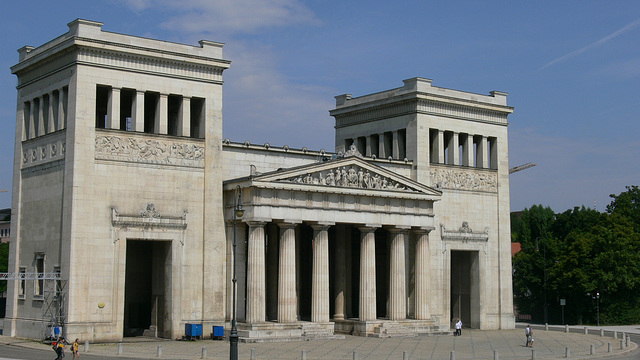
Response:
[607,185,640,230]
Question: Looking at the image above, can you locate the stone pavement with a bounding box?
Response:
[0,326,637,360]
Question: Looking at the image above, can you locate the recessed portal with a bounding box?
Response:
[450,250,480,328]
[124,240,171,337]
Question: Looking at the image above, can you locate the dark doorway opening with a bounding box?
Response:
[124,240,170,337]
[450,250,480,328]
[375,229,388,319]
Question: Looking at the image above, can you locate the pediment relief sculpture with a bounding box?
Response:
[280,164,417,193]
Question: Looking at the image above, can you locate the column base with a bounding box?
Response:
[235,321,342,342]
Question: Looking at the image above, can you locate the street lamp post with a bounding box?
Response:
[229,185,244,360]
[596,292,600,326]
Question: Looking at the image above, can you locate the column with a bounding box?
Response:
[246,221,267,324]
[451,132,459,165]
[392,131,399,159]
[478,135,488,168]
[179,96,191,137]
[47,92,56,133]
[333,225,346,320]
[37,96,45,137]
[277,222,298,323]
[414,227,434,320]
[311,223,332,323]
[57,88,66,131]
[378,133,386,158]
[359,226,378,321]
[365,136,372,157]
[463,133,474,167]
[388,228,408,320]
[132,90,145,132]
[28,100,36,139]
[436,130,445,164]
[107,87,121,130]
[156,94,168,135]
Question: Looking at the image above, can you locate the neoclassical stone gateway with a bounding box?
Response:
[4,20,515,342]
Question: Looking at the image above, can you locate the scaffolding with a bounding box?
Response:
[0,272,67,340]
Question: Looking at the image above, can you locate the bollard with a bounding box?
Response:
[84,340,89,353]
[251,348,256,360]
[565,324,569,333]
[627,335,630,347]
[600,329,604,337]
[584,327,588,335]
[450,350,455,360]
[117,343,123,355]
[608,342,612,353]
[590,344,595,355]
[201,347,207,359]
[301,350,307,360]
[545,323,548,331]
[531,349,536,360]
[565,347,570,358]
[353,350,358,360]
[622,332,626,342]
[403,350,408,360]
[614,330,617,339]
[620,339,624,349]
[493,349,499,360]
[157,345,162,357]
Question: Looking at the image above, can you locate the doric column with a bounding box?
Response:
[28,100,36,139]
[246,221,267,324]
[132,90,145,132]
[378,133,386,158]
[37,96,45,137]
[388,227,408,320]
[311,223,332,323]
[333,225,346,320]
[57,90,64,131]
[277,222,298,323]
[436,130,445,164]
[47,92,56,133]
[179,96,191,137]
[451,132,460,165]
[359,225,378,321]
[478,135,488,168]
[156,93,168,135]
[414,227,434,320]
[463,133,474,167]
[392,131,400,159]
[107,87,121,130]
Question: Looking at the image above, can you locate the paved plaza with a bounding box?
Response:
[1,325,638,359]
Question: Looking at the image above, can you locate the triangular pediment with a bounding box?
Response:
[250,156,441,197]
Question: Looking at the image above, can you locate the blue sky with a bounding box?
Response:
[0,1,638,213]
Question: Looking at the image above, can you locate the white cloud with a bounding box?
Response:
[541,17,640,70]
[119,0,319,34]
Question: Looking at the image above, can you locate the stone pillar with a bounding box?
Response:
[478,136,488,168]
[365,136,372,157]
[57,89,66,131]
[179,97,191,137]
[277,222,298,323]
[414,227,434,320]
[392,131,400,159]
[246,221,267,324]
[28,100,35,139]
[107,87,121,130]
[451,132,459,165]
[157,94,168,135]
[359,226,378,321]
[436,130,445,164]
[132,90,145,132]
[463,133,474,167]
[388,228,408,320]
[37,96,45,137]
[311,223,332,323]
[47,92,56,133]
[378,133,386,158]
[333,225,346,320]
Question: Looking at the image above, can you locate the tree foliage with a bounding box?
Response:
[513,186,640,325]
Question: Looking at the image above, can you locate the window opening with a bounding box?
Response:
[120,88,135,131]
[95,85,110,129]
[190,97,205,138]
[167,95,181,136]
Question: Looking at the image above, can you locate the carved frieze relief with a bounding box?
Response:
[280,163,417,193]
[429,166,497,192]
[22,131,65,169]
[111,203,188,245]
[95,133,204,168]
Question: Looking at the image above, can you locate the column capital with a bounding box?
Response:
[246,220,268,228]
[412,226,435,234]
[358,224,381,232]
[310,222,334,231]
[385,225,411,234]
[276,220,300,229]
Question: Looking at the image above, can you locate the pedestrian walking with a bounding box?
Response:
[455,319,462,336]
[72,338,80,359]
[525,325,534,347]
